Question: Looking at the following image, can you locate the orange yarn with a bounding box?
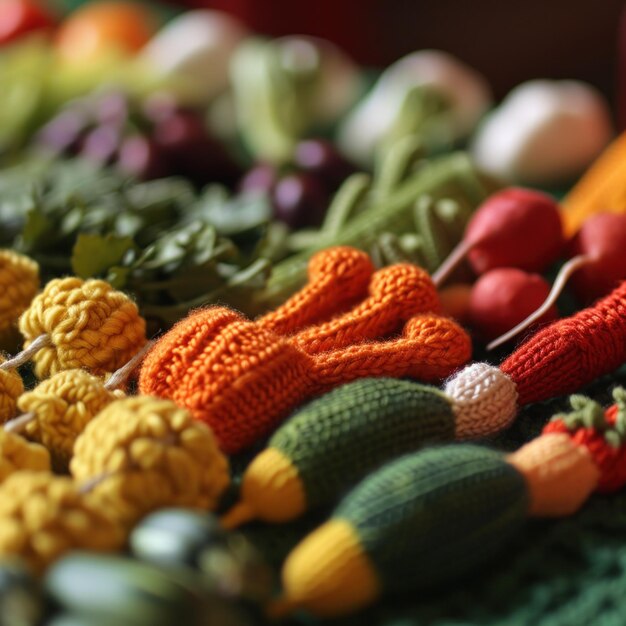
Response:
[139,247,471,453]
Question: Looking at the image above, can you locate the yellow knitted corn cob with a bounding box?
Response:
[0,471,124,573]
[17,369,124,468]
[71,396,230,527]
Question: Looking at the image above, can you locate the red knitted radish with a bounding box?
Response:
[468,268,558,343]
[432,187,564,287]
[488,212,626,349]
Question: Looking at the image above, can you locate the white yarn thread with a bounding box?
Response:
[444,362,518,439]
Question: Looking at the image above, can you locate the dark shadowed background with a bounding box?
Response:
[173,0,624,109]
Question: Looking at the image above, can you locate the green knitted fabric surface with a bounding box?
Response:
[336,445,528,590]
[271,378,456,508]
[241,366,626,626]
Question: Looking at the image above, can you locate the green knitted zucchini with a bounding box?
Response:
[221,378,456,527]
[276,445,530,617]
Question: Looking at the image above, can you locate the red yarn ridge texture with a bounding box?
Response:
[501,282,626,406]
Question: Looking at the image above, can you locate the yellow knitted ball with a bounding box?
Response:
[18,277,147,379]
[70,396,230,527]
[0,471,124,573]
[0,431,50,483]
[0,358,23,423]
[17,369,124,469]
[0,251,39,335]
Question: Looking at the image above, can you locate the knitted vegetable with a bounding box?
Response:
[222,378,458,527]
[275,388,626,618]
[0,471,124,573]
[14,369,124,469]
[431,279,626,444]
[10,277,146,379]
[70,396,230,527]
[0,358,23,423]
[140,247,471,453]
[0,430,50,482]
[274,445,529,617]
[0,250,39,337]
[4,340,154,470]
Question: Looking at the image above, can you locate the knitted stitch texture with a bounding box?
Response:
[0,471,124,573]
[292,262,440,354]
[0,430,50,482]
[224,378,456,526]
[444,363,518,439]
[269,378,456,510]
[70,396,229,527]
[507,433,599,516]
[335,446,529,590]
[19,277,146,379]
[543,392,626,492]
[0,358,23,423]
[17,369,124,469]
[140,247,471,453]
[500,281,626,405]
[279,446,529,617]
[140,309,468,454]
[0,250,39,334]
[259,247,374,336]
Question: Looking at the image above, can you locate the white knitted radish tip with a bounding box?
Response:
[444,363,518,439]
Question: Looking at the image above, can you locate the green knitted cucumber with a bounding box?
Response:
[221,378,456,527]
[340,445,529,588]
[277,445,530,617]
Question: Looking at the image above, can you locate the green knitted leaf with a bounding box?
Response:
[335,444,529,591]
[271,378,456,510]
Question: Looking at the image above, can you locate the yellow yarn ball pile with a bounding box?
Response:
[0,471,124,572]
[0,431,50,483]
[71,396,230,527]
[18,277,146,379]
[0,250,39,335]
[0,358,23,423]
[17,369,124,468]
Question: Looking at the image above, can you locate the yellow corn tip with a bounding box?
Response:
[0,358,24,423]
[277,519,380,618]
[222,448,306,529]
[0,250,39,335]
[18,277,146,379]
[0,431,50,483]
[70,396,230,527]
[507,433,600,517]
[0,471,124,573]
[17,369,123,468]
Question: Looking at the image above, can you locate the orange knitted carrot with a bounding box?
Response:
[139,247,471,453]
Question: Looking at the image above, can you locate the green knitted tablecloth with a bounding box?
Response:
[241,366,626,626]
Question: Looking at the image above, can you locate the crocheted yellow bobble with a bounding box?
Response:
[0,357,23,423]
[0,430,50,482]
[70,396,230,527]
[0,250,39,336]
[18,277,146,379]
[0,471,124,573]
[17,369,124,469]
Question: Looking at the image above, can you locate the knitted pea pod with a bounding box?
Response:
[222,378,457,527]
[275,445,529,617]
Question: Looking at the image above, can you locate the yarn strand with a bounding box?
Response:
[3,411,35,434]
[0,334,51,371]
[487,254,591,350]
[104,339,156,390]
